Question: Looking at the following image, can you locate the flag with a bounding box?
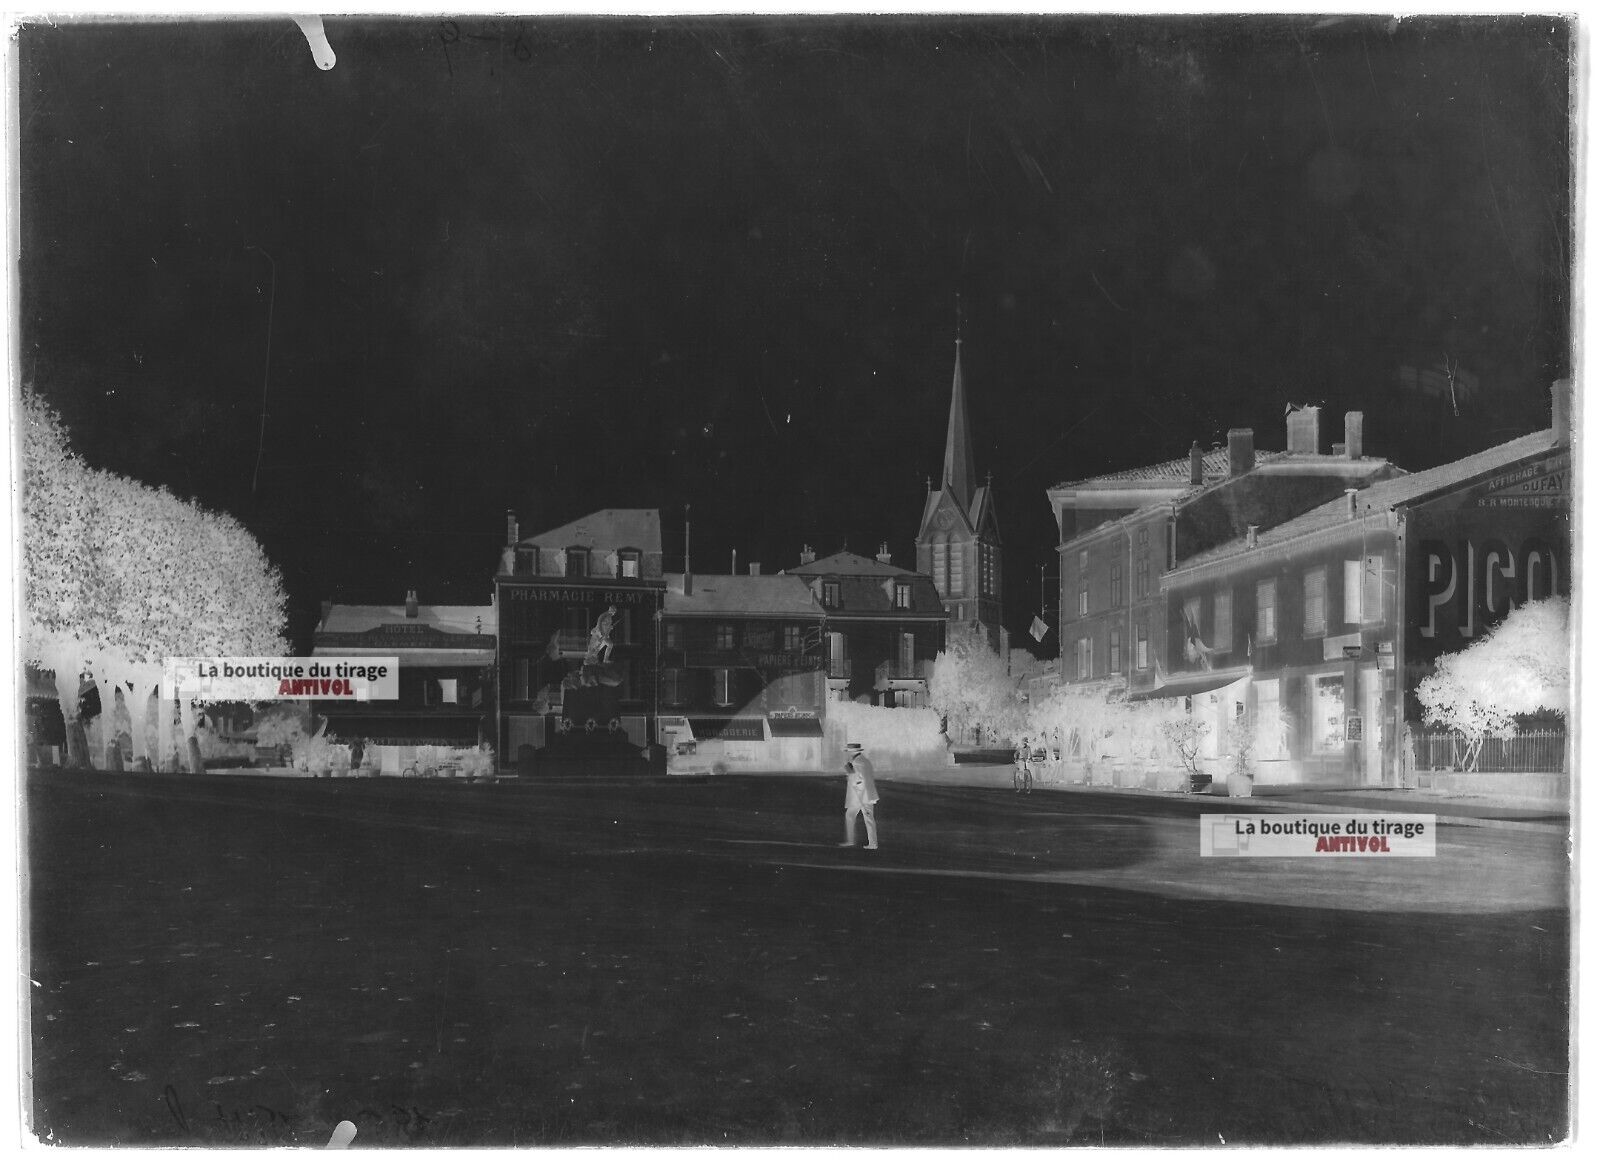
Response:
[1029,615,1049,642]
[1181,603,1216,670]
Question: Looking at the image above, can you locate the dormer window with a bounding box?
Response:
[565,547,589,578]
[617,549,641,579]
[893,582,912,610]
[515,546,538,575]
[822,580,841,609]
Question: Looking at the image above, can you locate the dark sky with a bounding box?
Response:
[17,15,1574,653]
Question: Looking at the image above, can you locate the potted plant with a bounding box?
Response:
[1162,714,1212,794]
[329,741,352,778]
[1224,713,1256,798]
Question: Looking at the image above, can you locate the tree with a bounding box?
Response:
[19,388,289,770]
[929,628,1025,746]
[1415,597,1570,771]
[20,390,102,765]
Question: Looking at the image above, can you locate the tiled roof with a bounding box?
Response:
[786,552,946,615]
[1053,448,1242,490]
[664,573,824,619]
[318,604,496,637]
[1060,452,1399,549]
[519,508,662,555]
[789,549,912,578]
[1178,428,1562,571]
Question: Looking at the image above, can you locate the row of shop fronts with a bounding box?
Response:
[1051,391,1571,787]
[312,510,953,775]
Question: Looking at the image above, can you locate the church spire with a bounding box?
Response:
[941,318,977,514]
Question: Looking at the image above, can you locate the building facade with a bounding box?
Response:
[1158,398,1570,787]
[784,546,948,707]
[915,336,1006,654]
[494,508,667,773]
[311,591,497,774]
[1048,408,1402,697]
[656,569,828,771]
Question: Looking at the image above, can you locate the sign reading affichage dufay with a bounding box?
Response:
[1201,814,1436,857]
[163,657,400,702]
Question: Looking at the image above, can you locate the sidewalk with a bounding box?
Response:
[876,763,1570,833]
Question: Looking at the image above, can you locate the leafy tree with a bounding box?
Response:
[929,628,1025,746]
[19,390,102,764]
[19,388,289,769]
[1415,597,1570,771]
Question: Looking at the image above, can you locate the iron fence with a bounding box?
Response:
[1413,729,1567,773]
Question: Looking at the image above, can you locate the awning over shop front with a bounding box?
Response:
[767,717,823,738]
[1128,667,1250,702]
[319,711,486,746]
[688,718,765,741]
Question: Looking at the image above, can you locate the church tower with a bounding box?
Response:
[915,328,1006,655]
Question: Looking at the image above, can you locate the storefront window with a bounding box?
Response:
[1312,674,1346,753]
[1253,679,1286,759]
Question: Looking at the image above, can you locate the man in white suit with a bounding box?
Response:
[839,743,880,850]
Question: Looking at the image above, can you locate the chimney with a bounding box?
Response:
[1552,378,1571,441]
[1246,525,1259,548]
[506,509,518,546]
[877,541,892,564]
[405,589,419,619]
[800,544,816,566]
[748,562,761,575]
[1345,488,1358,519]
[1189,441,1204,485]
[1227,428,1255,477]
[1286,406,1321,454]
[732,549,738,576]
[1344,411,1364,460]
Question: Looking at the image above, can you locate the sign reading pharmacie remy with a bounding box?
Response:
[164,657,401,702]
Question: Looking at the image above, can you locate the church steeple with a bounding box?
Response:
[915,307,1005,659]
[941,331,976,515]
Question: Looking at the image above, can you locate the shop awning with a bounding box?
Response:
[688,717,765,741]
[320,711,486,746]
[1127,667,1250,702]
[767,717,823,738]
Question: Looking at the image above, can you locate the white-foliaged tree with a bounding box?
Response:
[928,626,1026,746]
[1415,597,1570,771]
[20,389,289,769]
